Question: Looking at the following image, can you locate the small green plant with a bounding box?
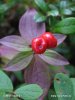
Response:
[0,70,43,100]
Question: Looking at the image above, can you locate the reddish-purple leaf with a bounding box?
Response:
[24,55,51,99]
[0,46,19,60]
[39,50,69,66]
[3,51,33,71]
[19,9,46,44]
[0,35,30,51]
[54,34,67,45]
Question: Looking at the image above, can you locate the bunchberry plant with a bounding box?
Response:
[0,0,75,100]
[0,8,69,100]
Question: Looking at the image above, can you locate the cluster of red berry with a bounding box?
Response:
[32,32,57,54]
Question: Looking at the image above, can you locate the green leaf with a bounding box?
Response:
[3,51,33,71]
[61,9,72,15]
[47,10,59,16]
[0,96,20,100]
[71,6,75,11]
[0,96,19,100]
[53,17,75,34]
[71,78,75,97]
[54,73,74,100]
[34,0,49,13]
[0,4,9,14]
[34,12,46,23]
[59,0,70,9]
[15,84,43,100]
[0,96,10,100]
[0,71,13,94]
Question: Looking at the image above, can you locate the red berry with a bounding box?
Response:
[32,37,47,54]
[41,32,57,48]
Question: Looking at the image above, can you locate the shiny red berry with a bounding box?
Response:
[32,37,47,54]
[41,32,57,48]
